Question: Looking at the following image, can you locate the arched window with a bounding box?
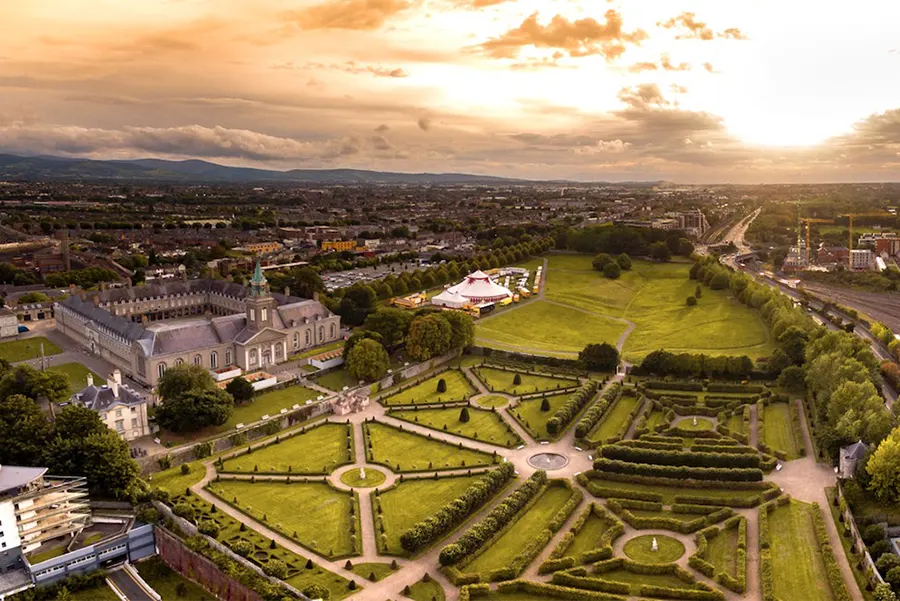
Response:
[193,354,202,366]
[261,308,267,322]
[293,332,300,349]
[225,349,232,365]
[305,330,311,345]
[249,308,256,322]
[210,351,218,369]
[330,323,336,338]
[249,348,258,366]
[319,326,324,341]
[157,363,167,379]
[175,358,184,366]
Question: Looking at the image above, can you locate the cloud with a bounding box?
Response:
[476,10,647,61]
[0,123,403,162]
[617,84,669,110]
[285,61,409,77]
[417,117,432,131]
[449,0,514,7]
[703,62,715,73]
[627,54,690,73]
[658,12,747,41]
[374,124,390,133]
[284,0,413,31]
[628,61,658,73]
[572,139,631,155]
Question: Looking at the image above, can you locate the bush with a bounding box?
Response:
[864,523,886,545]
[437,378,447,393]
[302,584,330,600]
[459,407,470,423]
[513,373,522,386]
[687,296,697,306]
[180,464,191,475]
[593,457,762,482]
[197,521,219,538]
[574,384,621,439]
[231,539,253,557]
[548,381,600,435]
[172,502,195,522]
[603,262,621,279]
[263,559,288,579]
[541,397,551,412]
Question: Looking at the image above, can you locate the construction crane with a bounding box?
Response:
[836,212,893,269]
[800,218,832,266]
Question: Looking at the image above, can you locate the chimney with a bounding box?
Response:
[86,373,94,388]
[92,295,101,307]
[108,370,121,398]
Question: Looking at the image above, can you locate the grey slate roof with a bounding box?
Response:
[842,440,869,460]
[72,383,145,412]
[0,466,47,495]
[61,295,151,342]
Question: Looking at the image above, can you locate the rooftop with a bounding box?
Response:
[0,465,47,496]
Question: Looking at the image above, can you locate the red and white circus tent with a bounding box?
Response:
[441,270,513,304]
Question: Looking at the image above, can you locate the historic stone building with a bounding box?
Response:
[56,262,342,388]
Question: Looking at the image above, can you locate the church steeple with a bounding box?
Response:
[246,258,276,331]
[250,258,269,297]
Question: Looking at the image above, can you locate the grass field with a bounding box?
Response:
[566,512,617,558]
[464,484,575,575]
[623,534,685,563]
[768,501,836,601]
[136,557,215,600]
[378,475,482,555]
[407,578,446,601]
[476,395,510,408]
[226,385,321,429]
[472,366,577,395]
[315,368,358,391]
[727,413,746,434]
[476,255,775,362]
[763,402,803,459]
[70,583,120,601]
[705,522,740,581]
[365,422,494,471]
[350,562,395,582]
[508,392,577,441]
[48,362,103,393]
[221,422,353,474]
[586,394,640,444]
[381,370,476,406]
[389,406,523,448]
[0,336,62,362]
[585,477,772,506]
[208,480,359,558]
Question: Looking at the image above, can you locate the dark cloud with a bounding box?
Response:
[658,12,747,41]
[285,0,413,31]
[477,10,647,61]
[417,117,432,131]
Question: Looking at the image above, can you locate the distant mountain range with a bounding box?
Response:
[0,154,536,185]
[0,153,671,186]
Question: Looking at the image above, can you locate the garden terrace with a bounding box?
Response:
[206,479,362,559]
[380,369,477,406]
[363,420,495,472]
[376,474,485,556]
[689,516,748,594]
[163,491,352,599]
[541,503,624,572]
[471,365,579,395]
[461,480,581,580]
[387,405,524,448]
[507,391,580,442]
[225,384,321,430]
[219,421,354,474]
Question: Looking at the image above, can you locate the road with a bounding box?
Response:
[107,568,157,601]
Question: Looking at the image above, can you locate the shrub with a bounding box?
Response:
[180,464,191,475]
[172,502,195,522]
[541,397,551,412]
[437,378,447,393]
[513,373,522,386]
[459,407,470,423]
[197,521,219,538]
[302,584,330,600]
[864,524,886,545]
[687,296,698,306]
[263,559,288,579]
[232,539,253,557]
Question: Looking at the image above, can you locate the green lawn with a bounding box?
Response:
[476,300,627,357]
[472,366,577,395]
[381,370,476,406]
[476,395,510,408]
[591,567,702,593]
[406,578,446,601]
[763,402,803,459]
[365,421,494,471]
[220,422,352,474]
[646,409,667,430]
[378,475,482,555]
[314,368,359,392]
[136,557,215,600]
[566,512,617,558]
[207,480,359,558]
[586,394,640,444]
[69,583,120,601]
[388,406,523,448]
[508,392,577,441]
[584,477,771,506]
[705,521,741,581]
[291,340,345,361]
[464,484,575,575]
[0,336,62,362]
[48,362,103,393]
[727,413,746,434]
[676,417,715,431]
[477,255,775,362]
[350,562,395,582]
[768,501,836,601]
[26,544,66,564]
[623,534,685,563]
[340,468,386,488]
[227,385,321,429]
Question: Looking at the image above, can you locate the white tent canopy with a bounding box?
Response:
[444,271,513,304]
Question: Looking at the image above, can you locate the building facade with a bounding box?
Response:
[850,249,874,271]
[70,370,150,441]
[55,263,342,388]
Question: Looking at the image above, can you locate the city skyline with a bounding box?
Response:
[1,0,899,183]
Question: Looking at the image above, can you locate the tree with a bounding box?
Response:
[616,253,632,271]
[157,364,216,402]
[777,365,806,393]
[303,584,330,600]
[338,285,378,326]
[459,407,470,423]
[286,266,324,299]
[867,426,900,502]
[0,365,69,404]
[649,242,671,262]
[364,308,414,348]
[407,314,453,361]
[47,429,141,499]
[343,330,383,360]
[874,583,898,601]
[346,339,390,383]
[437,378,447,393]
[540,398,551,412]
[54,404,107,439]
[592,253,613,271]
[17,292,51,304]
[156,388,234,432]
[0,394,53,465]
[603,262,621,279]
[441,311,475,350]
[578,343,619,371]
[779,326,809,365]
[225,377,254,404]
[686,296,697,306]
[828,380,893,446]
[676,238,694,256]
[709,272,730,290]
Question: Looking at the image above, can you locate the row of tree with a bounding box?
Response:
[558,224,693,259]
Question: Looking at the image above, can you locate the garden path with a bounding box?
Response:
[748,403,759,449]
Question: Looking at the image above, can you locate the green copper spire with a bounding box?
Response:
[250,258,269,296]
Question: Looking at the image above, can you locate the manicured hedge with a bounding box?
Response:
[548,381,601,435]
[400,462,514,554]
[606,499,733,533]
[574,384,622,439]
[811,503,853,601]
[645,380,704,391]
[690,517,747,594]
[492,579,627,600]
[439,471,547,566]
[593,458,763,482]
[542,503,624,573]
[580,469,775,494]
[707,383,764,393]
[600,444,761,469]
[620,439,684,451]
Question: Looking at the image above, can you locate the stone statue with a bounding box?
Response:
[692,416,698,427]
[360,467,366,480]
[651,537,658,552]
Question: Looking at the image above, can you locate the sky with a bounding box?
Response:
[1,0,899,183]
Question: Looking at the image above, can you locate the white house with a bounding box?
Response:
[70,370,150,441]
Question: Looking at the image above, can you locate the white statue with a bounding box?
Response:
[651,537,658,552]
[359,467,366,480]
[692,416,698,427]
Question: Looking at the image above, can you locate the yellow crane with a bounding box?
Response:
[836,212,893,269]
[800,218,832,266]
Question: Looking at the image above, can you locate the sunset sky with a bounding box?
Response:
[1,0,898,182]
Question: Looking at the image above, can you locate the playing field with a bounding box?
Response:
[475,255,775,362]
